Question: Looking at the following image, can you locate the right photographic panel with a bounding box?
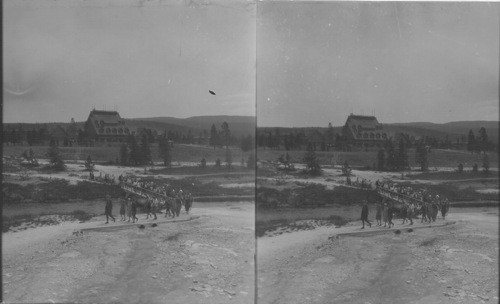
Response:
[256,2,499,304]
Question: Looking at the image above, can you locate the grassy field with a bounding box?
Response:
[3,175,253,205]
[408,170,498,180]
[257,148,498,169]
[256,177,497,209]
[131,176,255,197]
[256,205,359,237]
[150,165,253,176]
[6,145,495,169]
[257,185,379,208]
[3,144,251,164]
[3,179,125,204]
[2,211,95,233]
[395,181,498,202]
[255,168,498,236]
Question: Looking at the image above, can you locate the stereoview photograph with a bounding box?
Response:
[3,1,255,303]
[256,2,498,304]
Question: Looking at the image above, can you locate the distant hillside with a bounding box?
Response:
[130,115,255,137]
[124,120,197,135]
[257,120,498,144]
[4,115,256,138]
[391,121,498,144]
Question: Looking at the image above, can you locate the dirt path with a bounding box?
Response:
[257,209,498,304]
[2,202,255,304]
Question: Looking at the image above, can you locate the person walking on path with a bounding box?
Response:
[130,199,139,223]
[375,202,382,226]
[387,202,395,228]
[119,196,126,221]
[382,201,389,227]
[361,201,372,229]
[105,195,115,224]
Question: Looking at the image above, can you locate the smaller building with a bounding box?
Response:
[341,114,388,148]
[84,110,131,143]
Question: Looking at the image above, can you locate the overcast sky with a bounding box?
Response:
[257,2,499,127]
[3,0,255,123]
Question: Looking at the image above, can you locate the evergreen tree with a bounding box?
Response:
[385,139,397,171]
[258,132,266,148]
[325,123,335,144]
[482,153,490,174]
[478,127,490,152]
[467,129,476,152]
[342,160,352,176]
[415,142,428,171]
[209,124,219,149]
[221,121,231,148]
[267,132,274,150]
[159,138,172,167]
[78,129,86,146]
[47,137,65,171]
[85,155,94,171]
[128,135,140,165]
[140,134,152,165]
[284,136,290,151]
[22,148,38,166]
[278,154,285,164]
[225,147,232,168]
[240,135,254,153]
[120,143,129,165]
[303,144,321,175]
[397,139,409,170]
[247,152,255,169]
[274,128,281,149]
[26,130,34,146]
[377,149,385,171]
[10,129,18,145]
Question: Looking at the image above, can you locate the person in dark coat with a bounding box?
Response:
[126,197,132,222]
[105,195,115,224]
[375,202,382,226]
[382,202,389,227]
[361,202,371,229]
[387,202,395,228]
[130,199,138,223]
[119,196,126,221]
[441,199,450,219]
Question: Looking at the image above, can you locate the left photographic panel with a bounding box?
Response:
[2,1,256,303]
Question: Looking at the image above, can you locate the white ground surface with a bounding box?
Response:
[3,202,255,304]
[257,209,499,304]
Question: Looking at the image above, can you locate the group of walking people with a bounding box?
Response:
[347,177,374,190]
[360,200,398,229]
[360,185,451,229]
[104,194,140,224]
[119,176,188,203]
[104,179,193,224]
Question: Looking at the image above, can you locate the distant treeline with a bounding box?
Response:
[3,121,254,149]
[256,124,497,152]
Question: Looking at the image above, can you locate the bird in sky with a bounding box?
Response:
[209,90,216,95]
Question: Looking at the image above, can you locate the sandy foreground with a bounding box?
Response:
[3,202,255,304]
[257,209,499,304]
